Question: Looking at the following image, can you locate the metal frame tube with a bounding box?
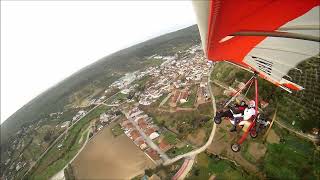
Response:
[237,77,258,145]
[224,75,255,108]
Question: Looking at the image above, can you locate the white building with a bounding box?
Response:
[149,132,159,140]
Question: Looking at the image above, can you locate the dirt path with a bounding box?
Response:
[274,120,319,142]
[163,66,217,166]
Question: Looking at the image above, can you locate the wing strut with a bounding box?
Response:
[226,72,260,152]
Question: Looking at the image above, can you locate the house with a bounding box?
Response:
[179,90,189,104]
[158,139,172,152]
[145,128,156,136]
[100,113,110,123]
[60,121,70,128]
[149,132,160,140]
[97,124,103,131]
[137,118,149,129]
[123,122,134,130]
[130,130,141,141]
[130,111,143,119]
[135,138,148,150]
[145,148,160,161]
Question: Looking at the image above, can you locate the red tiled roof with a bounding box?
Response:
[125,122,134,130]
[158,139,172,152]
[145,128,155,136]
[130,130,141,141]
[171,91,180,103]
[137,118,145,125]
[146,148,160,161]
[136,139,145,146]
[139,123,148,130]
[181,91,189,100]
[121,120,130,127]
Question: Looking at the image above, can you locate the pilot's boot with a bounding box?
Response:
[230,125,237,132]
[230,118,239,132]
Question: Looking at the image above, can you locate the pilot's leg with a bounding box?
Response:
[230,116,241,132]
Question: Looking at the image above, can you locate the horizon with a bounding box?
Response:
[1,1,196,123]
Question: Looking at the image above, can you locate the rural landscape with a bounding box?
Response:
[1,25,319,180]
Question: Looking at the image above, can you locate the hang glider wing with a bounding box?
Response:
[192,0,320,92]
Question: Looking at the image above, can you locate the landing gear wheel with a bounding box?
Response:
[250,130,258,138]
[231,143,241,152]
[214,116,222,124]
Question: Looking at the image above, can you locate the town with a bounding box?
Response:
[1,44,215,180]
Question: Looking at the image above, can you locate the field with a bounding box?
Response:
[166,144,193,158]
[142,105,211,139]
[26,105,108,179]
[263,126,319,179]
[143,159,184,179]
[187,152,251,180]
[207,110,319,179]
[111,123,124,137]
[187,128,206,147]
[71,125,155,179]
[179,86,197,108]
[1,25,200,146]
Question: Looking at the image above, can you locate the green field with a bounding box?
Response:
[163,131,178,145]
[167,145,193,158]
[187,152,251,180]
[27,105,108,179]
[263,126,319,179]
[111,124,123,137]
[180,86,197,108]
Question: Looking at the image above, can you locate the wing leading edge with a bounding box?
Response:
[192,0,320,92]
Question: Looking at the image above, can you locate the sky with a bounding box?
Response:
[1,1,196,123]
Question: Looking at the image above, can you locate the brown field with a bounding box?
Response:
[266,129,280,144]
[187,128,206,147]
[207,120,259,174]
[71,126,156,180]
[248,142,267,161]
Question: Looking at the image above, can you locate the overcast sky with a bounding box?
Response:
[1,1,196,123]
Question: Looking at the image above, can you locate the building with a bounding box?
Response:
[149,132,160,140]
[158,139,172,152]
[130,130,141,141]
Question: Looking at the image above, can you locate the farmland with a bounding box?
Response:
[71,126,155,179]
[26,105,108,179]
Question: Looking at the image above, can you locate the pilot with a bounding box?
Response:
[230,100,256,132]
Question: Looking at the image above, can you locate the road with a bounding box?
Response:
[123,111,170,162]
[22,91,121,179]
[99,102,120,107]
[274,120,319,142]
[50,127,91,180]
[159,93,172,107]
[172,155,195,180]
[164,66,217,166]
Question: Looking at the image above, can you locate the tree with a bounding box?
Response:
[43,130,53,142]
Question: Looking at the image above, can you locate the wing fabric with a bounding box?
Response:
[192,0,320,91]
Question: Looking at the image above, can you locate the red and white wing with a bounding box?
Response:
[192,0,320,92]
